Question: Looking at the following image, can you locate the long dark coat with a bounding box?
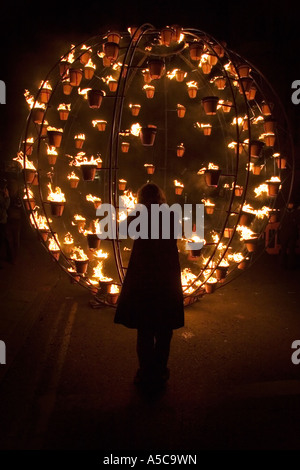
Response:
[114,211,184,330]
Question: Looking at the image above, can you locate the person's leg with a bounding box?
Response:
[136,328,155,381]
[154,328,173,378]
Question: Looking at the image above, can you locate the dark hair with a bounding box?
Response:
[137,183,166,206]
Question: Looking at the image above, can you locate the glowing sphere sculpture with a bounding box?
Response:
[18,24,294,305]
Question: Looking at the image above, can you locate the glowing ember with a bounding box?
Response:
[47,183,66,202]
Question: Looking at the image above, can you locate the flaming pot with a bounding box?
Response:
[80,164,97,181]
[50,201,65,217]
[47,154,58,166]
[237,64,251,77]
[40,88,51,104]
[175,70,185,82]
[107,292,119,305]
[267,181,281,197]
[31,108,45,124]
[177,105,186,118]
[59,109,70,121]
[140,126,157,146]
[98,279,113,295]
[87,89,103,109]
[74,259,89,274]
[121,142,130,153]
[87,234,101,250]
[239,211,255,226]
[202,96,219,115]
[175,186,183,195]
[215,266,228,280]
[204,169,221,187]
[69,68,83,86]
[23,168,36,184]
[47,130,63,148]
[84,66,95,80]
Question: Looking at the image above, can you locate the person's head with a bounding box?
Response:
[137,183,166,206]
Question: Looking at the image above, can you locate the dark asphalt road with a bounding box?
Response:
[0,227,300,451]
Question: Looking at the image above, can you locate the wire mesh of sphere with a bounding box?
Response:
[18,24,294,307]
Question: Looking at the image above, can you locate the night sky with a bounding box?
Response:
[0,0,299,166]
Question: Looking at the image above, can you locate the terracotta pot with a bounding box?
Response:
[121,142,130,153]
[24,199,36,211]
[250,140,264,158]
[98,279,113,295]
[264,134,276,147]
[203,126,212,136]
[234,186,243,197]
[202,96,219,115]
[87,233,101,250]
[244,238,258,252]
[104,42,119,60]
[171,24,182,43]
[62,81,73,95]
[238,260,247,270]
[140,126,157,146]
[149,59,164,79]
[205,205,215,215]
[47,154,58,165]
[177,145,185,157]
[221,101,232,113]
[79,50,91,65]
[267,181,281,196]
[69,178,79,188]
[69,68,83,86]
[87,89,103,109]
[189,42,203,60]
[212,43,225,57]
[39,229,50,242]
[50,250,60,261]
[59,109,70,120]
[81,164,97,181]
[175,186,183,195]
[84,66,95,80]
[187,86,197,98]
[108,80,118,92]
[107,292,119,305]
[145,86,155,98]
[143,70,152,83]
[145,165,155,175]
[206,53,218,66]
[247,85,257,100]
[40,122,48,137]
[175,70,185,82]
[177,105,186,118]
[130,105,141,116]
[31,108,45,124]
[74,137,85,149]
[74,259,89,274]
[242,120,249,131]
[238,77,253,94]
[118,181,127,191]
[23,168,36,184]
[205,282,217,294]
[215,77,226,90]
[275,157,287,169]
[204,169,221,187]
[59,61,70,77]
[160,27,173,46]
[201,62,212,74]
[215,266,228,280]
[39,88,51,104]
[50,201,65,217]
[96,121,107,131]
[263,119,276,133]
[237,64,251,77]
[261,102,273,115]
[107,32,121,44]
[252,164,262,175]
[239,211,255,226]
[224,227,234,238]
[47,130,63,148]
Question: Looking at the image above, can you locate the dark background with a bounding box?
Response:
[0,0,299,165]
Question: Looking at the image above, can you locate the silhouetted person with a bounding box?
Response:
[114,183,184,386]
[279,202,300,269]
[0,178,11,267]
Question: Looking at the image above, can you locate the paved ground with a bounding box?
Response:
[0,222,300,451]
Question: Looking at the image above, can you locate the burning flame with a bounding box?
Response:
[13,152,36,170]
[67,171,79,180]
[92,261,112,281]
[47,183,66,202]
[39,80,52,90]
[174,180,184,188]
[48,237,60,251]
[24,90,45,109]
[70,247,89,261]
[61,45,75,64]
[30,212,50,230]
[23,188,34,200]
[201,198,215,207]
[92,119,107,127]
[46,145,58,155]
[254,184,269,197]
[130,123,142,136]
[186,81,198,88]
[74,133,85,140]
[228,252,244,263]
[86,194,102,203]
[84,59,96,69]
[109,284,120,294]
[57,103,71,111]
[236,225,257,240]
[64,232,74,245]
[93,249,108,259]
